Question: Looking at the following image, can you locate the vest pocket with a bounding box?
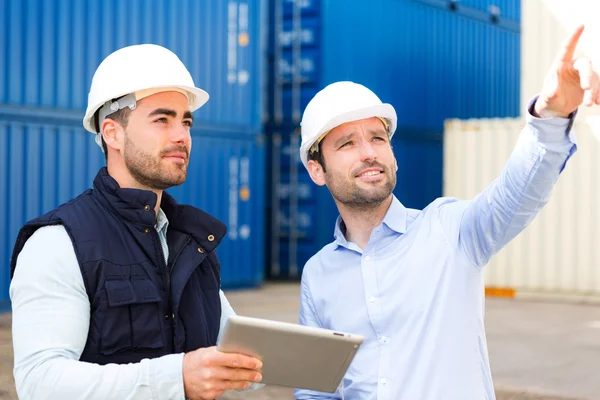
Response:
[100,279,164,355]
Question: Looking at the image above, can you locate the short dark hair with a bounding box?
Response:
[96,106,132,161]
[307,144,327,172]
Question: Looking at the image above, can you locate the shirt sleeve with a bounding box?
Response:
[440,96,577,268]
[10,225,186,400]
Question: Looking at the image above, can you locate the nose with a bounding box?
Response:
[359,139,377,163]
[170,122,191,144]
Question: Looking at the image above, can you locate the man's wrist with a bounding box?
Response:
[533,97,572,119]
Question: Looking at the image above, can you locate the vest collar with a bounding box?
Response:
[92,167,226,253]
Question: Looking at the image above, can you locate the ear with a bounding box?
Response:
[307,159,327,186]
[394,157,398,172]
[101,119,123,152]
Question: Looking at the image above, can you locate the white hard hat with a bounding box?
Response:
[83,44,209,140]
[299,81,397,170]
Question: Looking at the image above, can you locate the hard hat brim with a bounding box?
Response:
[82,85,209,134]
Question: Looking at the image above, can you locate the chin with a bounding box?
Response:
[172,176,187,186]
[363,187,392,199]
[161,172,187,187]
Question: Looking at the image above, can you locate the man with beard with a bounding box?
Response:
[295,25,600,400]
[9,44,263,400]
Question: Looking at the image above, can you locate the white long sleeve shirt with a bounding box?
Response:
[10,208,261,399]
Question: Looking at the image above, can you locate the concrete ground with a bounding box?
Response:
[1,283,599,399]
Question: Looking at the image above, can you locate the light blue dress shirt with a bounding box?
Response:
[10,207,261,399]
[295,103,577,400]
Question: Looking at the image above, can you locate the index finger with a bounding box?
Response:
[214,350,263,370]
[557,24,585,62]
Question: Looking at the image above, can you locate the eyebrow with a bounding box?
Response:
[148,108,194,121]
[368,128,388,137]
[333,132,356,148]
[332,128,387,148]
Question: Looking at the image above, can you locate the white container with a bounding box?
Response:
[443,116,600,300]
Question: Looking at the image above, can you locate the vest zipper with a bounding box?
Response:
[164,236,191,351]
[152,232,172,323]
[161,235,191,326]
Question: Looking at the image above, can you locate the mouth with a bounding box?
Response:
[356,168,384,180]
[162,153,187,163]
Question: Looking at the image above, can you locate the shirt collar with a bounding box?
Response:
[381,195,408,234]
[155,207,169,235]
[333,195,408,248]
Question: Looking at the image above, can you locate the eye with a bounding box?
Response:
[339,141,353,149]
[154,117,168,124]
[373,136,386,142]
[183,120,194,128]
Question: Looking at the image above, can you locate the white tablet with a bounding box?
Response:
[217,315,364,393]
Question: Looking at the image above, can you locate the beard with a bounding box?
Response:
[325,160,396,210]
[123,134,189,190]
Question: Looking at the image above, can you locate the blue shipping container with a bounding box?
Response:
[0,117,266,306]
[267,0,520,279]
[281,0,520,23]
[319,0,520,131]
[433,0,521,22]
[270,0,520,129]
[0,0,265,133]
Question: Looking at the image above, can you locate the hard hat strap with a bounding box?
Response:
[96,93,137,132]
[376,117,389,133]
[310,130,330,154]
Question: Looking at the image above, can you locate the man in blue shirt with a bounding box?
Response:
[295,26,600,400]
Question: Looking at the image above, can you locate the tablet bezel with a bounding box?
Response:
[217,315,365,393]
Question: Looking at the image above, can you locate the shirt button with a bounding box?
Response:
[208,234,215,242]
[369,296,376,303]
[198,247,204,254]
[144,228,150,234]
[379,336,387,343]
[144,205,150,211]
[380,378,387,385]
[364,256,371,262]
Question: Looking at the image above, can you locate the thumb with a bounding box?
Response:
[574,57,600,106]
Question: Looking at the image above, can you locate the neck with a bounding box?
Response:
[337,195,393,249]
[107,163,163,216]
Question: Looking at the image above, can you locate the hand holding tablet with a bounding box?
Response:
[217,315,365,393]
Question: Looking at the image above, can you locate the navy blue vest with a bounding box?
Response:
[10,167,224,365]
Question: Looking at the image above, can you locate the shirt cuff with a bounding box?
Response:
[526,95,577,145]
[149,353,186,400]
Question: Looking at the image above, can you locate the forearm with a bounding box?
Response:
[15,352,185,400]
[458,98,576,266]
[10,226,185,400]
